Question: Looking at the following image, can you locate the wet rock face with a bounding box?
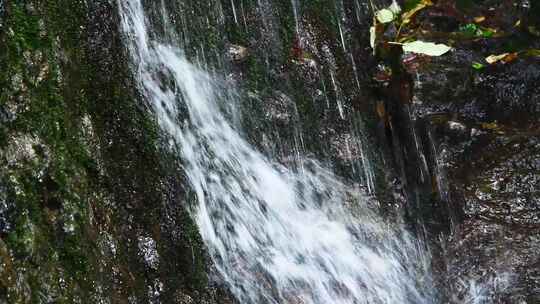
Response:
[402,2,540,300]
[443,124,540,302]
[473,60,540,123]
[461,135,540,226]
[416,63,540,302]
[261,91,297,126]
[409,55,540,122]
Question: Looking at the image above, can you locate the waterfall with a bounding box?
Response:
[118,0,436,303]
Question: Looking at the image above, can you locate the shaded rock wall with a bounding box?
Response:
[384,1,540,302]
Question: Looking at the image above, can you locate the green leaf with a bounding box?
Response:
[459,23,480,37]
[459,23,495,38]
[404,0,421,11]
[389,0,402,14]
[460,23,478,34]
[376,9,395,24]
[402,41,452,56]
[481,29,494,38]
[472,62,485,70]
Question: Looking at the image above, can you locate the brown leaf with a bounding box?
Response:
[376,100,386,119]
[501,52,518,64]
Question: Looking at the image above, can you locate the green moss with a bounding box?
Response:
[179,206,210,291]
[0,0,101,300]
[9,3,45,51]
[5,212,36,257]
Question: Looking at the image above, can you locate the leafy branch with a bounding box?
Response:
[370,0,452,57]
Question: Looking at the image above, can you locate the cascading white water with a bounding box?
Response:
[118,0,437,303]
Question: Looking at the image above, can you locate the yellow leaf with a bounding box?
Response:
[474,16,486,23]
[485,53,509,64]
[524,49,540,57]
[401,0,433,24]
[481,122,499,130]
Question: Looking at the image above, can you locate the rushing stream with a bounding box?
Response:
[118,0,438,303]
